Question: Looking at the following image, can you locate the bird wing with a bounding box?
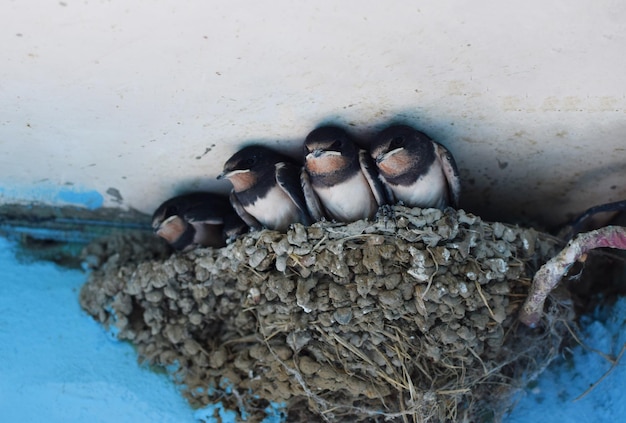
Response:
[560,199,626,241]
[229,190,263,230]
[153,193,225,228]
[434,143,461,208]
[358,149,390,206]
[181,194,248,238]
[300,168,326,221]
[181,194,228,225]
[276,162,314,226]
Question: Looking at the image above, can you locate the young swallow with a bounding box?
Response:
[152,192,248,251]
[301,126,387,222]
[217,145,313,232]
[370,125,461,209]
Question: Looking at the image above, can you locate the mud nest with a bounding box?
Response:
[80,206,574,422]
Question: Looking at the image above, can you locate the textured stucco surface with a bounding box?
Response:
[1,0,625,226]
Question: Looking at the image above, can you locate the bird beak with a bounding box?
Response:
[218,168,250,180]
[306,149,324,160]
[307,149,341,160]
[154,215,178,233]
[377,147,403,164]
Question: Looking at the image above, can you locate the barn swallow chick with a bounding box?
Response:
[370,125,461,209]
[217,145,313,232]
[301,126,387,222]
[152,192,248,251]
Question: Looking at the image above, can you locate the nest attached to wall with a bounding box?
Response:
[80,206,574,422]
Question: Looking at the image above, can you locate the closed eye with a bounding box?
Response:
[390,136,405,148]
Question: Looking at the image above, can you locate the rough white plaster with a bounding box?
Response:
[1,0,625,224]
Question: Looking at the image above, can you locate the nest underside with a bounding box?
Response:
[80,206,574,422]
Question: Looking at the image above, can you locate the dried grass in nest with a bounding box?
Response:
[79,206,575,422]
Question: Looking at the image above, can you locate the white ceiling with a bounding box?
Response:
[2,0,626,226]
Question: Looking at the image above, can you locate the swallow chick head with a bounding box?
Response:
[152,193,243,250]
[219,145,310,231]
[218,145,277,192]
[154,214,189,244]
[303,126,358,178]
[152,205,196,250]
[152,201,181,234]
[370,125,436,185]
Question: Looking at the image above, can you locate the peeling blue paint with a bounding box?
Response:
[191,379,285,422]
[55,188,104,209]
[0,185,104,209]
[261,402,287,423]
[194,403,238,423]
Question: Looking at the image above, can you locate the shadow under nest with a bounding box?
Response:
[79,205,574,422]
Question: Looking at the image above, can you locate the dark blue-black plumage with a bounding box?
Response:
[152,192,247,250]
[218,145,312,231]
[301,125,387,222]
[370,124,461,209]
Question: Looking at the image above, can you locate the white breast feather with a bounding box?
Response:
[315,172,377,221]
[386,161,448,209]
[246,185,300,231]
